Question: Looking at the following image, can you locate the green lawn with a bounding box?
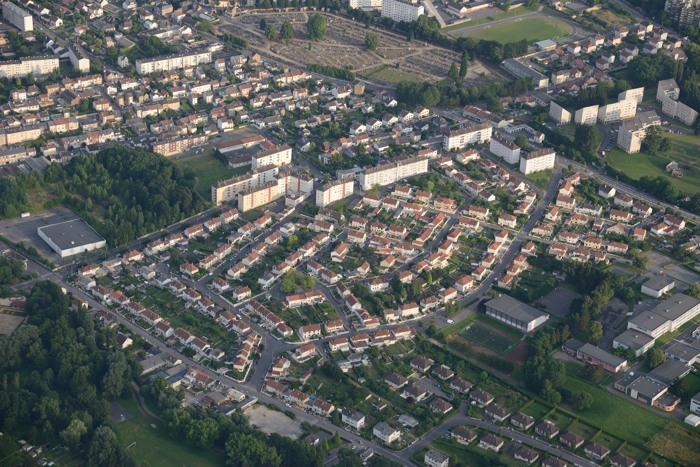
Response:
[607,132,700,195]
[560,375,670,445]
[361,65,424,84]
[525,169,555,190]
[177,151,248,199]
[469,18,572,44]
[113,395,225,467]
[443,6,538,33]
[521,401,551,421]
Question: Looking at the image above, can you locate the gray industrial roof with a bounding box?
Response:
[485,295,548,324]
[613,329,655,350]
[37,219,105,250]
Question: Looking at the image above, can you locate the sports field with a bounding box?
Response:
[469,18,572,43]
[460,323,518,354]
[607,132,700,195]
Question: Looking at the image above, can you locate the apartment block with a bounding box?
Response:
[151,135,208,157]
[656,78,680,101]
[616,111,661,153]
[238,181,281,212]
[316,179,354,207]
[549,102,572,125]
[68,44,90,73]
[597,99,637,123]
[661,98,698,125]
[251,144,292,169]
[443,124,492,151]
[0,56,58,79]
[503,59,549,89]
[489,135,521,164]
[519,148,555,175]
[574,105,599,125]
[359,154,428,191]
[381,0,424,22]
[618,87,645,103]
[211,165,279,205]
[2,1,33,31]
[135,51,212,74]
[349,0,382,8]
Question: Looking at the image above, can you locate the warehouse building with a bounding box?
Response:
[38,219,107,258]
[483,295,548,333]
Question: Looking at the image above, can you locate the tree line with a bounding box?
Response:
[307,63,355,81]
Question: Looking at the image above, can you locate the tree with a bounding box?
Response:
[670,377,690,400]
[459,52,468,78]
[647,347,666,368]
[515,134,529,149]
[570,391,593,411]
[280,21,294,43]
[365,32,378,51]
[225,432,282,467]
[448,62,460,80]
[281,272,296,294]
[588,321,603,343]
[581,364,606,385]
[265,24,279,41]
[307,14,327,41]
[686,283,700,300]
[87,426,134,467]
[574,124,602,155]
[60,419,87,448]
[259,19,267,31]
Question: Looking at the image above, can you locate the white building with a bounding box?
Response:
[443,124,492,151]
[316,179,354,207]
[628,293,700,338]
[489,135,521,164]
[373,422,401,444]
[359,154,428,191]
[661,95,698,126]
[0,56,59,78]
[251,144,292,169]
[574,105,599,125]
[519,148,555,175]
[617,111,661,153]
[657,78,680,101]
[38,219,107,258]
[212,165,279,206]
[381,0,424,22]
[597,99,637,123]
[135,50,212,74]
[549,102,572,124]
[68,44,90,73]
[349,0,383,9]
[618,87,645,103]
[2,1,33,31]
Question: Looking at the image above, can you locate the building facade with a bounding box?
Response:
[135,51,212,74]
[251,144,292,169]
[597,99,637,123]
[489,136,521,164]
[519,149,555,175]
[0,56,59,79]
[443,124,492,151]
[549,102,572,125]
[380,0,424,22]
[2,1,33,31]
[574,105,599,125]
[316,179,354,207]
[359,154,428,190]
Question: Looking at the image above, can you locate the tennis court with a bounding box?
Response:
[460,323,518,354]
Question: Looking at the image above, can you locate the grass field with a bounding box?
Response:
[589,9,633,28]
[469,18,572,44]
[177,151,248,199]
[525,169,555,190]
[113,395,225,467]
[361,65,424,84]
[460,323,518,354]
[648,422,700,466]
[442,6,538,33]
[607,132,700,195]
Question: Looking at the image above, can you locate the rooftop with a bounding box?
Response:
[37,218,106,250]
[485,295,548,324]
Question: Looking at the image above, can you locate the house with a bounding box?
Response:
[449,377,473,394]
[610,453,637,467]
[535,420,559,439]
[401,383,429,402]
[429,398,453,414]
[384,373,409,390]
[342,409,366,430]
[425,449,450,467]
[452,426,477,445]
[585,442,610,461]
[541,457,568,467]
[410,356,434,373]
[478,434,504,452]
[469,388,494,407]
[514,446,539,465]
[432,365,455,381]
[559,431,585,450]
[484,404,511,422]
[511,412,535,430]
[373,422,400,444]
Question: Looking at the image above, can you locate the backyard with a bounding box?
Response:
[606,132,700,195]
[468,18,572,44]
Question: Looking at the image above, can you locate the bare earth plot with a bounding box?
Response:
[245,404,304,438]
[225,12,497,84]
[0,312,24,335]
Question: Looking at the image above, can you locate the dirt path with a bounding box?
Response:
[130,381,164,422]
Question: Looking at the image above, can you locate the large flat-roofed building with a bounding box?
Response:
[613,329,656,357]
[381,0,424,22]
[38,219,107,258]
[0,56,59,79]
[574,105,599,125]
[251,144,292,169]
[617,111,661,153]
[519,148,555,175]
[641,275,675,298]
[657,78,680,101]
[316,178,354,207]
[618,87,645,103]
[597,99,637,123]
[628,293,700,338]
[502,59,549,89]
[549,102,572,125]
[212,165,279,205]
[484,295,548,332]
[135,51,212,74]
[2,1,33,31]
[566,340,627,373]
[443,124,492,151]
[615,373,669,406]
[489,135,521,164]
[359,154,428,191]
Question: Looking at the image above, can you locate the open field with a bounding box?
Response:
[113,395,225,467]
[607,132,700,195]
[648,421,700,466]
[460,323,518,354]
[469,18,572,43]
[589,8,633,28]
[177,151,248,199]
[442,6,538,33]
[360,65,424,84]
[524,169,555,190]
